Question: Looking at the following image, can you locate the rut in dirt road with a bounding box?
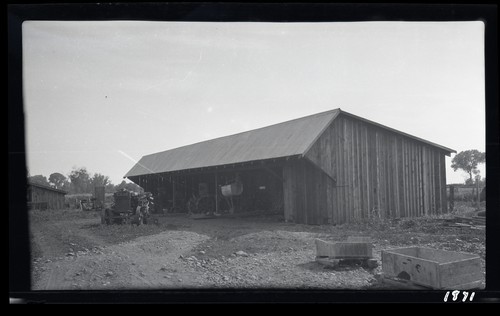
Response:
[34,230,210,290]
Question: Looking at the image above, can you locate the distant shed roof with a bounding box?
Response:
[124,109,455,178]
[28,181,68,194]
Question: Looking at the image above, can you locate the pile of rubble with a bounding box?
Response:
[441,215,485,230]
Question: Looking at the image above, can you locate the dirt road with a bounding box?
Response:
[30,209,486,290]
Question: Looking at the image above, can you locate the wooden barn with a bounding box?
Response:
[27,181,68,210]
[124,109,455,225]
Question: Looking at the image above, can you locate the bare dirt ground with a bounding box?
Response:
[30,205,486,290]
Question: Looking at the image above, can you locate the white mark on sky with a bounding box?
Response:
[118,149,155,175]
[117,150,139,164]
[179,49,203,83]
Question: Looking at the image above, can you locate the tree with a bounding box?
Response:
[28,174,49,186]
[105,182,116,193]
[90,173,110,190]
[479,176,486,187]
[49,172,70,190]
[451,150,485,185]
[68,167,91,193]
[464,178,475,186]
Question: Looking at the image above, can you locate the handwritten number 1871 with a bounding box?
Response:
[444,290,475,302]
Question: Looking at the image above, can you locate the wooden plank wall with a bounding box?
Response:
[283,159,335,225]
[30,186,66,210]
[304,114,448,224]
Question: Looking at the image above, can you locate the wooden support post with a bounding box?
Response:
[476,178,480,211]
[172,177,176,209]
[215,172,219,213]
[449,185,454,212]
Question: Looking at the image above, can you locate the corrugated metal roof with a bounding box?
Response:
[124,109,340,177]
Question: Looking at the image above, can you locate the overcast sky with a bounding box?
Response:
[22,21,485,185]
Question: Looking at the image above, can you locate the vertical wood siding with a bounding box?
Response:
[283,159,335,225]
[301,114,448,224]
[30,186,66,210]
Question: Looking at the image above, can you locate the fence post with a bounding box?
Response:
[476,180,480,211]
[449,185,455,212]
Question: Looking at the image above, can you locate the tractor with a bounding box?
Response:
[100,189,158,225]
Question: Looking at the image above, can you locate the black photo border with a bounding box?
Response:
[8,2,499,304]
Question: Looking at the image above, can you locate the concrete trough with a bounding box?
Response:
[381,247,483,289]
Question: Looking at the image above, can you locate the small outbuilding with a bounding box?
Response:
[27,181,68,210]
[124,109,455,225]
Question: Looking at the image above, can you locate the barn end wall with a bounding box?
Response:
[302,114,448,224]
